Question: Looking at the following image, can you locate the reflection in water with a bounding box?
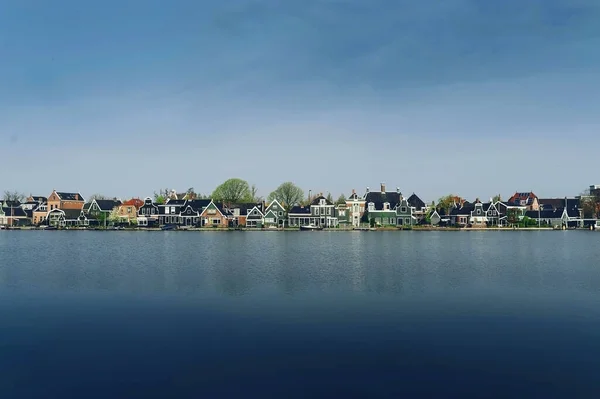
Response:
[2,231,600,397]
[1,230,600,297]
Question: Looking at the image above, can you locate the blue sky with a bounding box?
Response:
[1,0,599,202]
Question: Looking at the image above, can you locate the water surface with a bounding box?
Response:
[1,231,599,398]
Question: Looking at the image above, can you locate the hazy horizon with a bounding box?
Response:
[2,0,599,203]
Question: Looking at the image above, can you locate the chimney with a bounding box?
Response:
[396,187,400,194]
[380,182,385,193]
[366,187,370,194]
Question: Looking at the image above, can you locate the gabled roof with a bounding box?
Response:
[95,199,122,211]
[310,195,334,206]
[30,196,47,203]
[54,191,85,202]
[407,193,425,210]
[507,192,537,205]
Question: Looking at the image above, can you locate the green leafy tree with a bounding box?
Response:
[268,182,304,212]
[336,194,347,205]
[492,194,502,202]
[211,178,252,205]
[154,188,169,204]
[437,194,457,215]
[108,208,121,225]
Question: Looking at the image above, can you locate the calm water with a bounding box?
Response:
[1,230,600,398]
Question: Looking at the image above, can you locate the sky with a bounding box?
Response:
[1,0,600,203]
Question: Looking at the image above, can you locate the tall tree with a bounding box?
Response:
[211,178,252,204]
[336,194,347,205]
[437,194,457,215]
[2,191,24,202]
[250,184,262,202]
[492,194,502,202]
[326,192,334,204]
[268,182,304,212]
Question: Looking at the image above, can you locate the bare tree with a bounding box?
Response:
[89,193,109,200]
[3,191,25,203]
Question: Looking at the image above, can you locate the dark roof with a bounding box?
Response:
[230,202,263,214]
[538,198,580,211]
[310,195,334,206]
[450,203,475,216]
[63,209,83,220]
[365,191,401,211]
[55,192,84,201]
[407,193,425,210]
[2,200,21,207]
[289,206,311,215]
[184,199,211,211]
[30,196,47,202]
[2,207,27,217]
[95,199,122,211]
[165,199,186,206]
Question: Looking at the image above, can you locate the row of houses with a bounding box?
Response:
[1,184,598,229]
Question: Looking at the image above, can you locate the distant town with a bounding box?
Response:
[1,180,600,231]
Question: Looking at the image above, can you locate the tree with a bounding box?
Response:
[437,194,457,215]
[3,191,25,202]
[108,208,121,226]
[492,194,502,202]
[336,194,347,205]
[185,187,197,200]
[326,192,334,204]
[211,178,252,205]
[507,208,520,226]
[268,182,304,212]
[89,193,109,200]
[154,188,170,204]
[581,188,600,219]
[250,184,262,202]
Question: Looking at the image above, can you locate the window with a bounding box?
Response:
[384,203,390,210]
[405,218,411,225]
[279,211,283,216]
[368,203,374,212]
[477,209,481,215]
[327,207,331,215]
[401,207,407,213]
[315,208,320,215]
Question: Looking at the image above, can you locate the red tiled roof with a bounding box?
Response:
[122,198,144,208]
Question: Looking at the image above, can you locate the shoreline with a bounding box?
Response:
[1,227,587,232]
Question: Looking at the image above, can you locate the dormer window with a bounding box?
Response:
[320,199,326,206]
[401,207,407,213]
[477,209,481,215]
[368,202,375,212]
[383,202,390,210]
